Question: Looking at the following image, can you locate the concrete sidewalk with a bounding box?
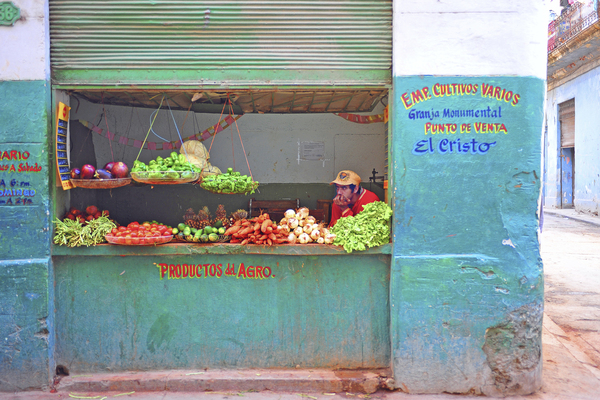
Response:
[542,206,600,227]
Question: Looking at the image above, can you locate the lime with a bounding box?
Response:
[177,222,186,231]
[208,233,219,242]
[218,227,226,235]
[172,228,179,235]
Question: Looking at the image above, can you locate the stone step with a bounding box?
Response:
[55,368,391,395]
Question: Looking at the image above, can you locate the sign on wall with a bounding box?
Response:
[400,81,520,157]
[55,102,74,190]
[0,2,20,26]
[393,76,543,252]
[0,148,43,206]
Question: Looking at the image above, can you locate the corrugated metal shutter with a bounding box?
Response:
[559,99,575,148]
[49,0,392,86]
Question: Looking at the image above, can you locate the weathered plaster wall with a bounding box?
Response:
[0,0,53,392]
[545,67,600,214]
[390,1,547,396]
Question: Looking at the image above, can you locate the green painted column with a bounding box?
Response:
[390,76,544,395]
[0,81,53,390]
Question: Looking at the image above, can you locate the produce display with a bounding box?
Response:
[176,205,236,242]
[130,152,201,181]
[104,221,174,246]
[226,212,287,245]
[71,161,129,180]
[183,204,231,230]
[277,207,336,244]
[173,221,227,243]
[69,162,131,188]
[199,167,259,195]
[63,205,111,222]
[330,201,393,253]
[53,214,117,247]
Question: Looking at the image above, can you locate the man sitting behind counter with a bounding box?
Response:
[329,170,380,227]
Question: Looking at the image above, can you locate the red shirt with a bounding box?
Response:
[329,188,380,227]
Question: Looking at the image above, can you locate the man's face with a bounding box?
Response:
[335,184,353,199]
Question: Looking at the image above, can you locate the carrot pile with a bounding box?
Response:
[224,213,287,245]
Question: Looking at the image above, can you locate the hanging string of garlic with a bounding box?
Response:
[278,207,336,244]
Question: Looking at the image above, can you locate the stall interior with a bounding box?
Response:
[55,89,388,230]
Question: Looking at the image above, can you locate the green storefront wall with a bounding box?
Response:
[0,80,53,391]
[0,75,545,396]
[52,245,392,371]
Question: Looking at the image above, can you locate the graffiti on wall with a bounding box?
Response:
[0,150,41,205]
[400,82,522,156]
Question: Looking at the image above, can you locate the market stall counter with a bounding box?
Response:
[51,242,392,372]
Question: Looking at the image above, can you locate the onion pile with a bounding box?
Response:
[278,207,336,244]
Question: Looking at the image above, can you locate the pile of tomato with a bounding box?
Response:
[105,221,174,245]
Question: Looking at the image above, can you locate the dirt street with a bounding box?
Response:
[535,210,600,399]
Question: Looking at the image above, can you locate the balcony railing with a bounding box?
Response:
[548,1,599,53]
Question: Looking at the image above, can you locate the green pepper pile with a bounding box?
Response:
[200,167,259,194]
[330,201,393,253]
[131,152,201,180]
[53,215,117,247]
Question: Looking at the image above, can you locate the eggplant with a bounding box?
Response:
[94,169,114,179]
[70,168,81,179]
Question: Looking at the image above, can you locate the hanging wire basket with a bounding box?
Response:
[194,95,258,195]
[198,175,259,195]
[131,171,200,185]
[71,178,132,189]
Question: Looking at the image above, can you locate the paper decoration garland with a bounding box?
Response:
[335,112,385,124]
[78,114,242,151]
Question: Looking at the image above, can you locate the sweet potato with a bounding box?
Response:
[261,219,271,233]
[238,227,252,237]
[225,225,241,236]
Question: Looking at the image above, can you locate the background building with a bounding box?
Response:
[545,0,600,215]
